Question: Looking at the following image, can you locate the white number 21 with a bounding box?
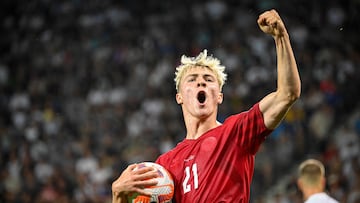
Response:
[183,163,199,194]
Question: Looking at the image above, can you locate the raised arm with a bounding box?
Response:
[257,9,301,129]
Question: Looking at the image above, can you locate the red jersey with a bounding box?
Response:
[156,103,272,203]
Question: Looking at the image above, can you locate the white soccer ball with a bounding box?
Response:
[127,162,174,203]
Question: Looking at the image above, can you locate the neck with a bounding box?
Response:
[184,116,221,139]
[303,188,324,201]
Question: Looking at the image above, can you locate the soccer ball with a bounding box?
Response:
[128,162,174,203]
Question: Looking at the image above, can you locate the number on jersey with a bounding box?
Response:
[183,163,199,194]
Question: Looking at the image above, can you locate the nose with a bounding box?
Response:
[197,82,206,87]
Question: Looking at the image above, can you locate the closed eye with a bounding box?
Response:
[204,75,215,82]
[185,74,197,82]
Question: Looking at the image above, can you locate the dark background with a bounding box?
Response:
[1,0,359,202]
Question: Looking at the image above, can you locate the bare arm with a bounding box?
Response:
[257,10,301,129]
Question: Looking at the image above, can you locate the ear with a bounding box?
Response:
[297,179,306,200]
[321,177,326,189]
[297,179,303,189]
[176,93,183,104]
[217,93,223,104]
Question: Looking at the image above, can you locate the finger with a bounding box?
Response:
[126,163,139,172]
[134,166,156,174]
[257,17,265,26]
[263,13,277,24]
[268,18,279,28]
[133,166,158,178]
[113,164,137,178]
[258,16,275,27]
[270,9,280,18]
[258,10,271,19]
[258,9,281,25]
[268,10,283,25]
[134,171,159,181]
[134,179,158,187]
[257,12,271,25]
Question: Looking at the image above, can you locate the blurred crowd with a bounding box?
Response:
[1,0,360,202]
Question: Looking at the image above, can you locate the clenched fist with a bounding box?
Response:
[257,9,288,38]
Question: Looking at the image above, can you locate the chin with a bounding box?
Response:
[195,110,212,118]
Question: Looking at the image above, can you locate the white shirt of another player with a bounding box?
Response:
[305,192,339,203]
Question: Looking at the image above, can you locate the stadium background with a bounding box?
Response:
[0,0,359,202]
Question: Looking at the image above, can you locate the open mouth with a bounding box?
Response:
[197,91,206,104]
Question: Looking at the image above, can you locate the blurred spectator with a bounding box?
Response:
[297,159,339,203]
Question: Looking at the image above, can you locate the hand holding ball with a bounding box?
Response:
[128,162,174,203]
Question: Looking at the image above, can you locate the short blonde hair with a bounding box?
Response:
[298,159,325,186]
[174,49,227,92]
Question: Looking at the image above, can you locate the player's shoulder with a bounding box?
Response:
[227,103,260,118]
[306,193,339,203]
[156,141,184,163]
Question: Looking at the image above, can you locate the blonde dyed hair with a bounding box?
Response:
[174,49,227,92]
[298,159,325,186]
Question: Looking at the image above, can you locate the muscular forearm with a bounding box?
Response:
[274,33,301,104]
